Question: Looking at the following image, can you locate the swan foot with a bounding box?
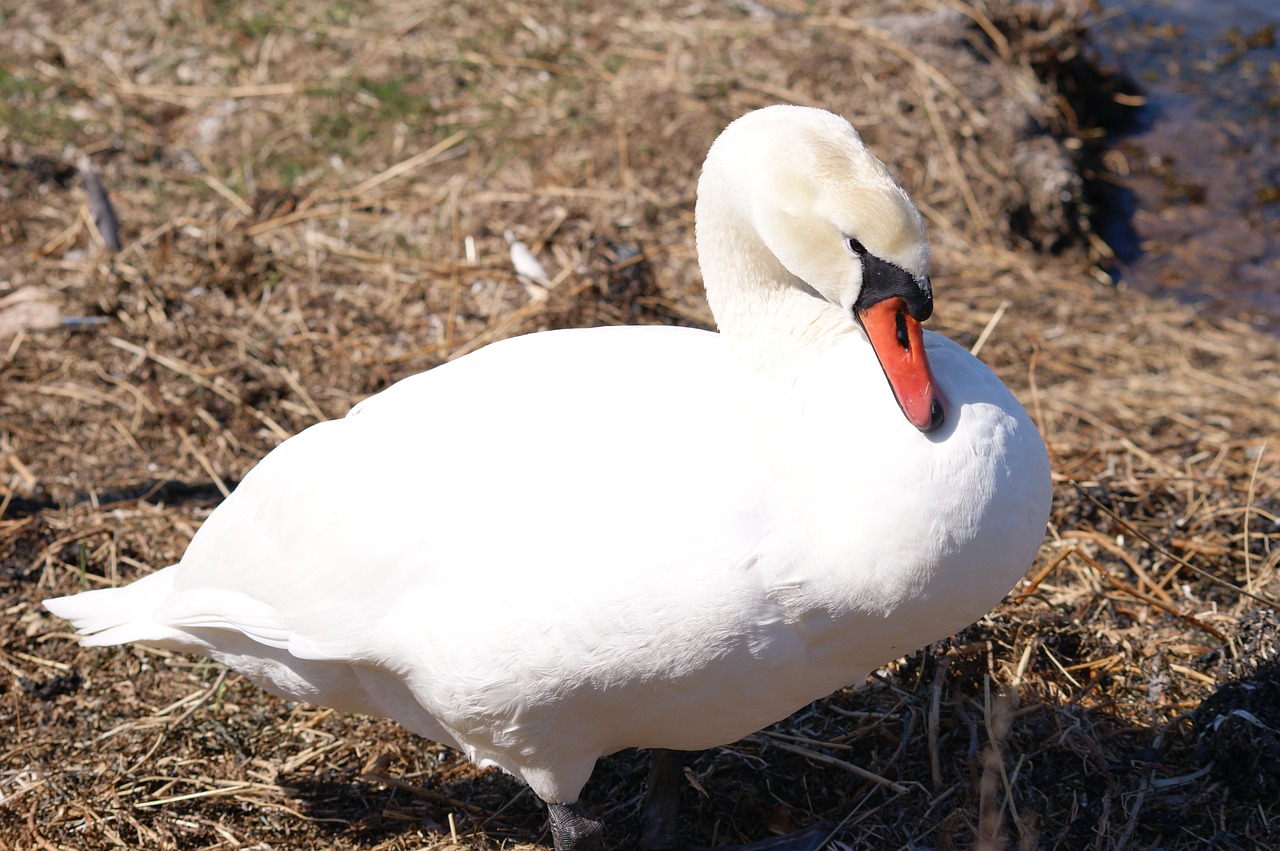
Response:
[547,801,605,851]
[640,749,831,851]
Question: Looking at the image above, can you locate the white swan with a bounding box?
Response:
[45,105,1052,850]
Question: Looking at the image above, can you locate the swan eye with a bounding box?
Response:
[846,238,866,256]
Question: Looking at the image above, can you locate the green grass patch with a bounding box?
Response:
[0,68,86,145]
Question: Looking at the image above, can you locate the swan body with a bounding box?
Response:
[46,105,1051,848]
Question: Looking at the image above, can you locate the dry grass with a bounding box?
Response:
[2,0,1279,849]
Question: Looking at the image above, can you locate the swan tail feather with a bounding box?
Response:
[43,568,197,650]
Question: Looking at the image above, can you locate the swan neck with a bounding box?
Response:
[696,197,851,376]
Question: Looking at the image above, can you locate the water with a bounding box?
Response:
[1091,0,1280,331]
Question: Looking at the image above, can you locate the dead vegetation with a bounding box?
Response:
[2,0,1278,849]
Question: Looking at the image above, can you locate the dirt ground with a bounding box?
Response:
[2,1,1279,849]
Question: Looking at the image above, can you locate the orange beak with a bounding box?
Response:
[857,296,945,433]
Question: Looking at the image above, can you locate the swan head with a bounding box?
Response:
[697,105,944,433]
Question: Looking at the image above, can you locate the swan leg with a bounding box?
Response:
[640,749,685,848]
[640,749,831,851]
[547,801,605,851]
